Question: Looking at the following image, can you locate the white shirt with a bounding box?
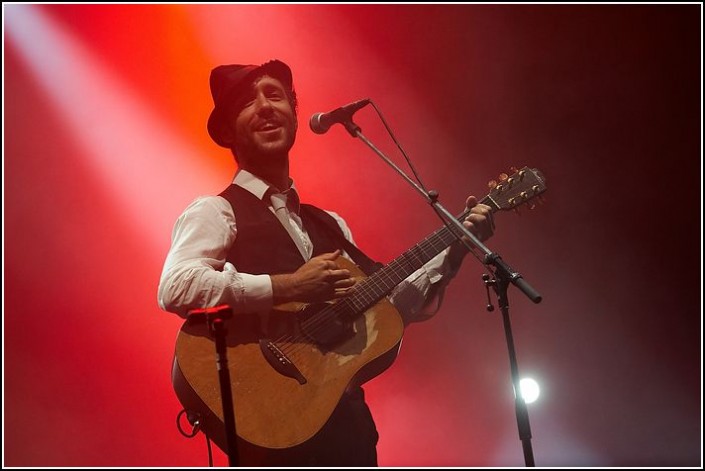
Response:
[158,170,459,325]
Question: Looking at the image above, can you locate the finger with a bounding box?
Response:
[474,203,493,215]
[465,195,478,209]
[462,220,477,237]
[326,260,339,269]
[333,277,356,289]
[317,249,342,261]
[469,205,495,229]
[464,213,486,226]
[332,288,353,298]
[326,269,351,280]
[468,203,491,218]
[463,215,493,240]
[486,208,496,230]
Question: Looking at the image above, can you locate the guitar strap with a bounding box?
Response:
[301,204,383,277]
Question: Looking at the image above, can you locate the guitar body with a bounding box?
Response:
[172,257,404,458]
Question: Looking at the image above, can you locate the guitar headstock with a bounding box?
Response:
[484,167,546,212]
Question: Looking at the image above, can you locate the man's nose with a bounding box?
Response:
[254,94,274,114]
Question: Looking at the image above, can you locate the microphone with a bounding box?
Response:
[309,98,371,134]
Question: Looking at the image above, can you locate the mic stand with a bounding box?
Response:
[187,305,239,467]
[342,118,541,466]
[485,270,535,466]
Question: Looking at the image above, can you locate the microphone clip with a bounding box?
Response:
[482,273,496,312]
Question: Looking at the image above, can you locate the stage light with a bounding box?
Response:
[519,377,540,404]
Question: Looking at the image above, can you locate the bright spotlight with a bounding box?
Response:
[519,378,540,404]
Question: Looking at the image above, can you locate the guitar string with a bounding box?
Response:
[264,207,493,374]
[274,238,440,361]
[275,188,529,357]
[274,258,418,359]
[294,231,443,336]
[272,205,481,364]
[273,207,477,361]
[274,228,457,362]
[285,231,445,342]
[279,198,487,344]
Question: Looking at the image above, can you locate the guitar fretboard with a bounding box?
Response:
[343,196,496,316]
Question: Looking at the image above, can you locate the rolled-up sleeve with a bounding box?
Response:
[158,196,273,318]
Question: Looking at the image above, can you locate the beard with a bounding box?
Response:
[235,120,297,164]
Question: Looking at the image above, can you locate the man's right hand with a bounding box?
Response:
[271,250,356,304]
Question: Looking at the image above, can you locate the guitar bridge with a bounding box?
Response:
[259,339,307,385]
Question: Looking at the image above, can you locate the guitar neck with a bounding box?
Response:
[346,196,498,314]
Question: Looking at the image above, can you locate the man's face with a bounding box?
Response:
[228,75,297,162]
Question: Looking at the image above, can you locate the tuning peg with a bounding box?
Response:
[488,179,498,189]
[498,173,509,182]
[528,202,536,210]
[510,166,519,174]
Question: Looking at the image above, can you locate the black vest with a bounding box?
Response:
[219,184,379,275]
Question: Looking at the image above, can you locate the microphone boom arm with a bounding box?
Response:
[350,126,540,303]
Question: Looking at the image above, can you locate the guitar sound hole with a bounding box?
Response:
[297,303,354,350]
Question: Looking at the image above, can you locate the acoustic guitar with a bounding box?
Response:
[172,166,546,456]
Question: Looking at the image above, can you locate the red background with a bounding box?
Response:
[4,4,701,466]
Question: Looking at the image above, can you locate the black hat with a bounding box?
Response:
[207,59,293,148]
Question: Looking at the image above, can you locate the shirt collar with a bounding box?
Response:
[233,169,300,212]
